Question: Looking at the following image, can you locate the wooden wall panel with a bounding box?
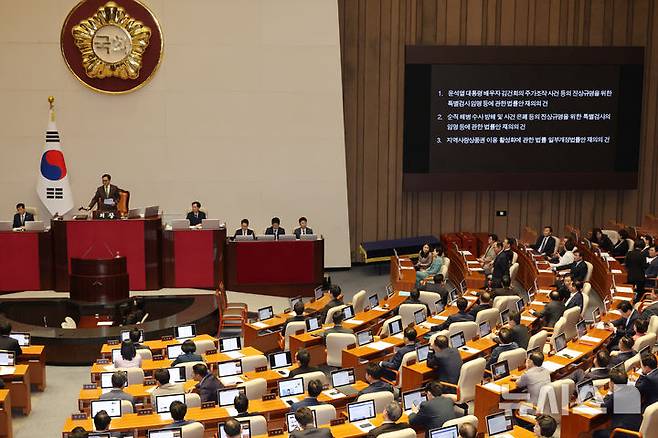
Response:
[338,0,658,260]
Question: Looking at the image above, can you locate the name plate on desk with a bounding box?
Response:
[152,354,165,361]
[96,358,110,364]
[255,366,268,372]
[137,408,153,416]
[205,349,217,355]
[83,383,97,390]
[201,401,216,409]
[107,339,120,346]
[268,429,284,436]
[144,379,156,386]
[262,394,276,401]
[161,335,174,341]
[330,418,346,426]
[71,413,88,420]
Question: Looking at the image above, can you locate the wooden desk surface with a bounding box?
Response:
[485,425,536,437]
[19,346,44,356]
[100,334,217,355]
[79,380,198,403]
[244,294,332,332]
[1,365,28,378]
[255,413,410,438]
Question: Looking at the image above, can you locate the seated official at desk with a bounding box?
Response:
[609,337,635,367]
[69,427,88,438]
[491,275,516,298]
[234,393,253,417]
[590,228,614,253]
[469,291,492,318]
[427,335,462,390]
[224,418,246,438]
[486,327,518,368]
[646,245,658,279]
[549,239,576,269]
[570,349,610,384]
[459,423,477,438]
[321,285,344,322]
[151,368,185,404]
[554,249,587,282]
[93,410,122,437]
[381,327,417,371]
[555,273,574,301]
[113,340,142,369]
[408,380,457,432]
[0,322,21,357]
[564,280,584,310]
[234,219,254,238]
[511,352,551,405]
[85,173,120,212]
[419,274,450,305]
[167,400,200,428]
[592,368,642,438]
[323,311,353,341]
[265,216,285,239]
[403,289,432,316]
[430,297,474,332]
[186,201,206,226]
[12,203,33,228]
[532,226,556,256]
[290,379,325,412]
[635,353,658,411]
[290,407,334,438]
[535,415,558,438]
[294,216,313,238]
[171,339,203,366]
[609,301,639,347]
[358,363,394,396]
[507,311,530,349]
[366,402,411,438]
[289,349,321,378]
[532,291,565,328]
[192,363,223,404]
[99,371,135,406]
[282,301,306,336]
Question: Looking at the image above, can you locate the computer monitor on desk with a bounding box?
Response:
[201,219,221,229]
[171,219,189,230]
[256,234,275,241]
[299,234,317,241]
[144,206,159,218]
[234,235,254,241]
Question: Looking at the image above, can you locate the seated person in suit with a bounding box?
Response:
[492,274,516,298]
[486,327,519,368]
[99,371,135,406]
[490,242,510,288]
[323,311,353,341]
[321,285,344,322]
[290,379,325,412]
[186,201,206,226]
[554,249,587,282]
[555,273,573,301]
[626,240,647,299]
[192,363,223,404]
[167,400,198,427]
[571,349,610,383]
[532,226,556,256]
[233,219,254,238]
[366,401,411,438]
[511,352,551,405]
[534,415,558,438]
[150,368,185,404]
[635,353,658,411]
[85,173,120,212]
[564,280,584,310]
[129,328,148,351]
[459,423,477,438]
[93,410,122,437]
[590,228,614,252]
[645,246,658,278]
[289,348,321,378]
[290,407,334,438]
[608,301,639,347]
[69,427,88,438]
[408,380,457,432]
[612,229,631,257]
[224,418,247,438]
[281,300,306,337]
[610,337,636,367]
[294,216,314,238]
[113,340,142,369]
[12,203,34,228]
[234,393,253,417]
[430,297,474,332]
[508,311,530,349]
[358,362,394,396]
[469,291,492,318]
[381,327,417,370]
[265,216,285,239]
[426,335,462,390]
[403,289,431,316]
[0,322,21,357]
[532,291,565,328]
[171,339,203,366]
[592,368,642,438]
[478,233,498,275]
[633,318,649,342]
[419,274,450,306]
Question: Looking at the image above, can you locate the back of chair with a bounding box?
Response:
[493,296,518,314]
[325,305,347,325]
[25,206,38,220]
[475,308,500,330]
[527,330,548,352]
[602,229,620,244]
[241,355,268,373]
[550,318,567,348]
[537,379,574,423]
[625,353,641,372]
[136,348,152,361]
[378,429,416,438]
[443,414,478,429]
[309,404,337,425]
[352,290,367,313]
[357,391,394,414]
[120,400,133,414]
[633,333,656,353]
[419,291,442,312]
[297,370,329,388]
[511,252,519,265]
[648,315,658,337]
[181,422,204,438]
[238,377,267,400]
[639,400,658,436]
[439,257,450,277]
[326,333,357,367]
[448,321,479,341]
[117,190,130,216]
[398,351,417,389]
[498,348,527,371]
[117,367,145,386]
[240,415,267,436]
[193,339,216,355]
[509,263,519,283]
[398,303,427,327]
[379,315,403,338]
[584,261,593,282]
[283,321,306,350]
[563,307,581,340]
[456,357,486,403]
[184,392,201,408]
[581,283,591,318]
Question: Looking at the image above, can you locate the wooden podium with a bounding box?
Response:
[69,256,129,303]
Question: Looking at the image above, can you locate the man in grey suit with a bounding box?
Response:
[366,402,411,438]
[512,352,551,405]
[290,407,334,438]
[99,371,134,406]
[408,380,456,432]
[532,291,565,328]
[426,335,462,389]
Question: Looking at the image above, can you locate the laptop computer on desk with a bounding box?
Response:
[330,368,358,396]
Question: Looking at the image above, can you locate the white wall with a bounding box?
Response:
[0,0,351,267]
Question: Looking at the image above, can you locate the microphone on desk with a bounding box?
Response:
[43,316,47,327]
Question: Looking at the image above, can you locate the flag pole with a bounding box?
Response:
[48,96,55,122]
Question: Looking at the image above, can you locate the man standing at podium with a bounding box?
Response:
[86,174,120,211]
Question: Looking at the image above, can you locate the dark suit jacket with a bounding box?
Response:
[612,310,639,339]
[427,348,462,385]
[610,350,635,367]
[290,427,334,438]
[594,235,614,252]
[469,302,492,318]
[492,252,511,282]
[612,239,630,257]
[382,343,416,370]
[408,396,456,431]
[536,300,565,327]
[321,299,344,322]
[288,365,321,379]
[636,368,658,411]
[487,342,519,368]
[195,374,223,404]
[646,257,658,278]
[510,324,530,349]
[89,184,120,210]
[533,235,556,255]
[603,386,642,432]
[626,249,648,283]
[0,336,21,358]
[570,261,588,282]
[565,291,584,310]
[641,302,658,320]
[431,311,474,332]
[294,227,314,238]
[186,211,206,226]
[233,228,255,238]
[171,353,203,367]
[357,380,394,396]
[12,212,34,228]
[290,397,323,412]
[583,367,609,381]
[366,422,411,438]
[265,226,286,239]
